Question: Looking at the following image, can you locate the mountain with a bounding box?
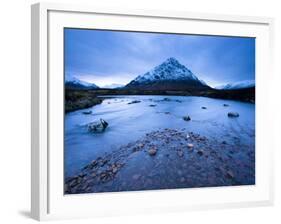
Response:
[216,80,255,90]
[65,77,99,89]
[125,57,210,91]
[102,83,125,89]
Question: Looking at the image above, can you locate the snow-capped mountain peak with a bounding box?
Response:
[128,57,202,85]
[65,76,99,89]
[216,80,255,90]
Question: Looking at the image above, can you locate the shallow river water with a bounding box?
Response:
[65,95,255,178]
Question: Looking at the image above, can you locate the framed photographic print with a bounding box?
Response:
[31,2,274,221]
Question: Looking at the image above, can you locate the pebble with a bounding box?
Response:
[177,150,184,157]
[187,143,194,148]
[226,171,235,179]
[148,148,157,156]
[132,174,141,180]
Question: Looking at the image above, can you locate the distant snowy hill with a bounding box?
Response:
[125,57,209,90]
[102,83,125,89]
[216,80,255,90]
[65,77,99,89]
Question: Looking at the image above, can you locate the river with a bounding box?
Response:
[64,95,255,178]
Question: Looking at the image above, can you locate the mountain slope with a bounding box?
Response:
[65,77,99,89]
[216,80,255,90]
[125,57,209,91]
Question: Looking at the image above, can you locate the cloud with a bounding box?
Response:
[65,29,255,87]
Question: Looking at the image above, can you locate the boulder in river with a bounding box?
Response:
[88,118,108,133]
[227,112,239,118]
[82,111,92,115]
[183,116,191,121]
[223,104,229,107]
[128,100,141,105]
[201,106,207,109]
[163,97,171,101]
[149,104,157,107]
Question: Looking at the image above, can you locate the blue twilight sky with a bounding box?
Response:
[64,28,255,88]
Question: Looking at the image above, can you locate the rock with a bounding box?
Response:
[88,118,108,133]
[165,112,170,115]
[78,173,86,178]
[197,150,204,156]
[163,97,171,101]
[148,148,157,156]
[201,106,207,109]
[223,104,229,107]
[222,141,227,144]
[100,159,108,167]
[82,111,92,115]
[69,178,78,187]
[226,171,235,179]
[128,100,141,105]
[187,143,194,148]
[91,172,97,177]
[149,104,157,107]
[180,177,185,183]
[227,112,239,118]
[186,134,190,139]
[177,150,184,157]
[112,167,118,174]
[132,174,141,180]
[183,116,191,121]
[177,170,183,175]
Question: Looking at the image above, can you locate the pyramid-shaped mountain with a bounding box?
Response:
[125,57,210,91]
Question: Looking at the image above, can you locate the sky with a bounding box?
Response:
[64,28,255,88]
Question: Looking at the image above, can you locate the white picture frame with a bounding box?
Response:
[31,2,274,221]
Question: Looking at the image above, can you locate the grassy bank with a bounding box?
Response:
[65,87,255,113]
[65,89,103,113]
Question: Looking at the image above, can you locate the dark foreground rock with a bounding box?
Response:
[88,119,108,133]
[65,129,255,194]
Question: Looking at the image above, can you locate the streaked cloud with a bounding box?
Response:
[65,29,255,87]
